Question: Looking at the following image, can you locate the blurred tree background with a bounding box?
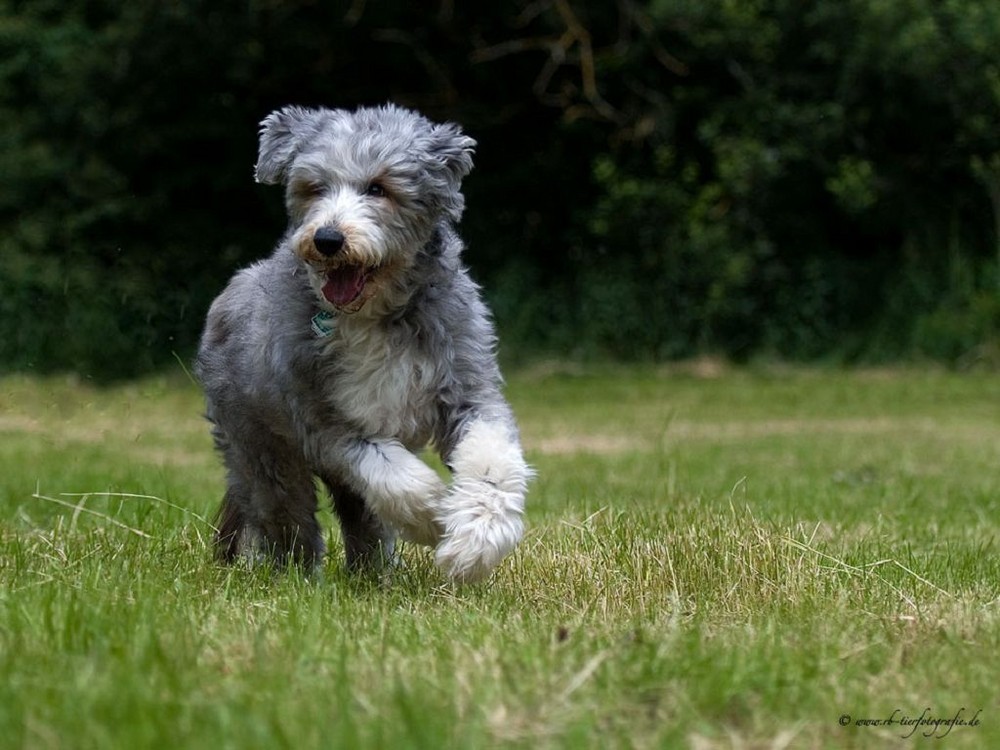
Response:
[1,0,998,379]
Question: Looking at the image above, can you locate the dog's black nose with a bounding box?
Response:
[313,227,345,257]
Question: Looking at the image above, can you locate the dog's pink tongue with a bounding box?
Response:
[322,267,366,307]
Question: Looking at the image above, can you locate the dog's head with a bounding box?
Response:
[254,104,476,315]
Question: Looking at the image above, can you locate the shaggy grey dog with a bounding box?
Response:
[195,104,531,583]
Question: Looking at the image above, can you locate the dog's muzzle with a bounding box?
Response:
[310,227,375,311]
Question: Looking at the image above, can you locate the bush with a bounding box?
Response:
[1,0,998,375]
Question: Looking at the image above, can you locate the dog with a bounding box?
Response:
[194,104,531,583]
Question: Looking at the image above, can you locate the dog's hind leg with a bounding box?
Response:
[323,477,397,573]
[214,439,325,570]
[215,478,250,563]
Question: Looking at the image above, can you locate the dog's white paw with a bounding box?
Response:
[434,476,525,583]
[434,419,531,583]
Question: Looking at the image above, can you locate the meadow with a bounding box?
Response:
[0,363,997,749]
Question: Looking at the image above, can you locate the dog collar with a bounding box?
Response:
[311,310,335,338]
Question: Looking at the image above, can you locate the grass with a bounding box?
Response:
[1,362,998,748]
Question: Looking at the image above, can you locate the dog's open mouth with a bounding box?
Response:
[321,265,377,311]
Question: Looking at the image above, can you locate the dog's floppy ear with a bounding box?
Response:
[424,122,476,222]
[426,122,476,185]
[254,106,326,185]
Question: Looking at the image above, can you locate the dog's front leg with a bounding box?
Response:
[332,438,447,547]
[434,418,531,583]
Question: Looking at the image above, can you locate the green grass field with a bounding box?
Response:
[1,364,997,749]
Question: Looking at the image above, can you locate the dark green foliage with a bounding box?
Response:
[1,0,998,377]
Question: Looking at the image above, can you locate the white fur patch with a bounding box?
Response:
[352,439,445,546]
[434,420,531,583]
[325,319,439,449]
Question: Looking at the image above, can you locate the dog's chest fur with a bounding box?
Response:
[321,317,439,448]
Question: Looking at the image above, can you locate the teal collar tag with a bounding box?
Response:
[311,310,335,338]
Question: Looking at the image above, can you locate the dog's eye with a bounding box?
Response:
[364,182,387,198]
[294,181,326,199]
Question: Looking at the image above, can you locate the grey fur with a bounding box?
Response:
[195,104,530,582]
